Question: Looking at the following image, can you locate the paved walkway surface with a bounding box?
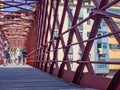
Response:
[0,64,96,90]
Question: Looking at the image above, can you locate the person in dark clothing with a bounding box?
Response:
[2,41,11,66]
[22,48,28,65]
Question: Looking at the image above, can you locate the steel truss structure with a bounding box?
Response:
[0,0,35,48]
[0,0,120,89]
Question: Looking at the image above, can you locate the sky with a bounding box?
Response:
[2,0,36,14]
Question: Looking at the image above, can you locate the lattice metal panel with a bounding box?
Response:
[26,0,120,89]
[0,0,36,48]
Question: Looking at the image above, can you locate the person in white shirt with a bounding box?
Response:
[15,48,21,65]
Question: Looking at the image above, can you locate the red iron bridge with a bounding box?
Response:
[0,0,120,90]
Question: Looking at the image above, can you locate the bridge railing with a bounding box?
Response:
[26,0,120,90]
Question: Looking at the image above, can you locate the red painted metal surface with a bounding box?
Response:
[0,0,35,49]
[0,0,120,90]
[0,32,4,64]
[26,0,120,90]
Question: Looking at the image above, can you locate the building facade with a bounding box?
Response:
[48,0,120,74]
[108,7,120,70]
[49,0,110,74]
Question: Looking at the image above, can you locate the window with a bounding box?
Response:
[69,46,73,53]
[97,64,107,69]
[103,32,107,35]
[78,53,82,60]
[97,32,101,37]
[102,22,106,27]
[116,22,120,25]
[97,44,102,55]
[68,53,73,68]
[98,55,106,60]
[109,44,117,49]
[68,9,73,28]
[83,0,91,5]
[87,20,91,25]
[54,23,58,37]
[87,8,91,13]
[68,18,72,28]
[87,32,90,37]
[79,31,83,39]
[97,44,102,48]
[78,48,82,60]
[109,44,120,49]
[68,53,73,60]
[55,23,58,29]
[54,30,58,37]
[117,45,120,49]
[78,17,83,29]
[108,9,120,15]
[103,44,107,49]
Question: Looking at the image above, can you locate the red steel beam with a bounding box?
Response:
[41,0,54,71]
[26,0,120,89]
[58,0,84,78]
[38,0,47,70]
[73,0,109,84]
[49,0,69,74]
[65,1,94,74]
[35,0,43,68]
[37,0,46,69]
[40,0,49,70]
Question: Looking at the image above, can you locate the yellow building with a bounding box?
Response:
[107,4,120,70]
[109,19,120,70]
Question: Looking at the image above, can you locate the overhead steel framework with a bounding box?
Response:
[0,0,120,90]
[0,0,35,48]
